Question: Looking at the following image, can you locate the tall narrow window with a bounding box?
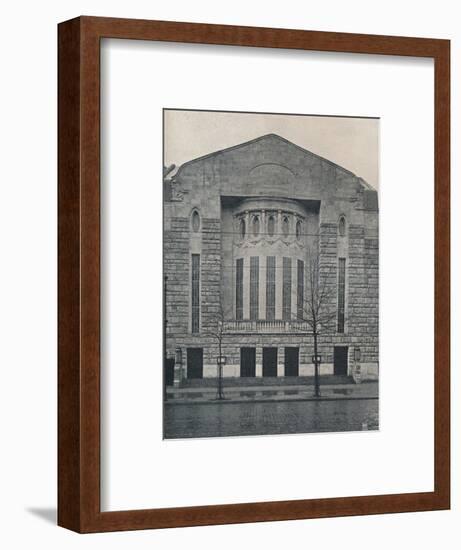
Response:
[191,254,200,333]
[337,257,346,333]
[267,215,275,237]
[296,220,302,240]
[282,216,290,237]
[250,256,259,320]
[266,256,276,320]
[236,258,244,320]
[338,215,346,237]
[282,257,292,320]
[297,259,304,320]
[239,218,246,240]
[191,210,200,232]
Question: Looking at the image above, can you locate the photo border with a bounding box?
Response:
[58,16,450,532]
[161,106,380,439]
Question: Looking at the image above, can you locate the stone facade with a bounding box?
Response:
[164,134,379,384]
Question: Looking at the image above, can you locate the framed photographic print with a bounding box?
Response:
[58,16,450,532]
[162,108,380,440]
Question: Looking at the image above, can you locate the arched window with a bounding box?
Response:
[296,220,302,240]
[267,215,275,237]
[239,218,246,239]
[282,216,290,238]
[338,215,346,237]
[252,215,260,237]
[191,210,200,232]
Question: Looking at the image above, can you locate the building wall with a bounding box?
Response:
[164,134,379,383]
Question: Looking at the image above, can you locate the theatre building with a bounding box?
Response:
[163,134,379,386]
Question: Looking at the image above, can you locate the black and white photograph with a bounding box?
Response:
[163,109,379,439]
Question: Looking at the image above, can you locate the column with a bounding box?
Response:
[255,346,263,377]
[260,253,267,320]
[243,257,250,319]
[292,257,298,321]
[277,347,285,377]
[243,210,251,320]
[275,256,283,319]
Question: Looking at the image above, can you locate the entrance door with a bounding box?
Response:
[284,347,299,376]
[333,346,348,375]
[262,347,278,377]
[240,347,256,377]
[187,348,203,379]
[165,357,175,386]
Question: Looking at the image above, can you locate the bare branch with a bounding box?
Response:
[298,246,337,336]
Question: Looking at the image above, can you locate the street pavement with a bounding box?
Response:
[166,381,378,404]
[163,396,379,439]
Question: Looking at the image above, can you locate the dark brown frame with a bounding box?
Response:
[58,16,450,533]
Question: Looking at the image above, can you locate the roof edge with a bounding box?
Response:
[174,133,359,180]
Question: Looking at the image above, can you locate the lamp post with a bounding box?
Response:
[216,355,226,400]
[311,354,322,397]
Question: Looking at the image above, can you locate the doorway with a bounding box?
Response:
[165,357,175,386]
[240,347,256,377]
[284,347,299,376]
[333,346,348,375]
[187,348,203,379]
[262,347,278,377]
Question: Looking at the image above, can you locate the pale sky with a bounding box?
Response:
[164,109,379,190]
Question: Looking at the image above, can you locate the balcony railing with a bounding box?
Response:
[222,319,312,334]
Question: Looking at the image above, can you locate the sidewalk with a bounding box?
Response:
[166,381,378,405]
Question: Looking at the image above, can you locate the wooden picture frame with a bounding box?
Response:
[58,16,450,533]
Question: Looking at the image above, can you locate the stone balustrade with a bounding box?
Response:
[223,319,311,334]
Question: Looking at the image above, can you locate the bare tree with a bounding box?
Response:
[205,301,231,400]
[298,248,337,397]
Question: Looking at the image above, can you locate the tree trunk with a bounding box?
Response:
[217,338,224,400]
[313,329,320,397]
